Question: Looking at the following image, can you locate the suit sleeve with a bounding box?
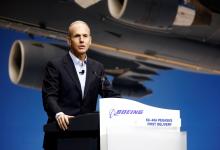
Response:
[98,64,121,98]
[42,61,62,118]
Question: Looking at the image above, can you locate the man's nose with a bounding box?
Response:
[79,36,84,43]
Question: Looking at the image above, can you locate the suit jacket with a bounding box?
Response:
[42,53,120,149]
[42,53,119,122]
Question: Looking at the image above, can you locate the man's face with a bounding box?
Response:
[68,22,91,56]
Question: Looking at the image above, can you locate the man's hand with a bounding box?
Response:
[56,112,74,131]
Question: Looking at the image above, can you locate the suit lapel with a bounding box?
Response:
[63,54,82,94]
[84,59,94,98]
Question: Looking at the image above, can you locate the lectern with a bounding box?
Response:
[44,112,99,150]
[99,98,187,150]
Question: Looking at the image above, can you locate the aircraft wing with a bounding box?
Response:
[8,39,169,98]
[1,0,220,97]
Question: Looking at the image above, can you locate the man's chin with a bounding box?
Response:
[76,50,87,55]
[79,49,88,53]
[72,48,88,55]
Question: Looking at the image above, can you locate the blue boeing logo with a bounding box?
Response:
[109,109,144,118]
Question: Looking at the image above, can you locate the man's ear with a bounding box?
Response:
[89,36,92,45]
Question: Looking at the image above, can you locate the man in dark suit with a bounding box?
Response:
[42,20,120,149]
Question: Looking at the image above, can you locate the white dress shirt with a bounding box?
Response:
[69,51,87,97]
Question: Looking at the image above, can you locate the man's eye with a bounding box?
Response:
[74,35,80,38]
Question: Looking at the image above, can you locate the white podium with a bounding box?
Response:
[99,98,187,150]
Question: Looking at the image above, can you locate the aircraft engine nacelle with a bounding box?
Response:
[8,40,67,89]
[108,0,211,28]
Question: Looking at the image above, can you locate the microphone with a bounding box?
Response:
[79,70,85,75]
[93,71,110,89]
